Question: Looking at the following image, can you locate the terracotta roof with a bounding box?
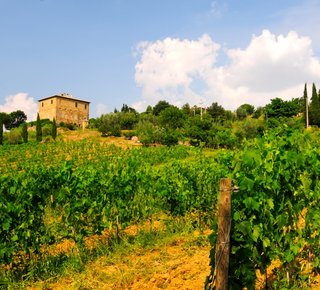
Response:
[38,94,90,104]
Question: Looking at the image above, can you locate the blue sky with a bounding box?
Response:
[1,0,320,120]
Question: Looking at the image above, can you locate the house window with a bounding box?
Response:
[51,100,53,104]
[42,102,44,107]
[75,102,78,108]
[85,104,87,109]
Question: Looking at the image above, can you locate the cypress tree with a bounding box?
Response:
[51,118,57,140]
[21,123,28,143]
[0,121,3,145]
[309,83,320,126]
[36,113,42,142]
[303,83,309,128]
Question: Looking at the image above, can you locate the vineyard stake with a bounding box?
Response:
[215,178,232,290]
[116,215,120,243]
[149,207,153,233]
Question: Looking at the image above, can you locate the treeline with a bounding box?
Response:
[0,112,57,145]
[89,83,316,147]
[1,83,319,147]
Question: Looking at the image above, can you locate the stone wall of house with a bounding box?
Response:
[38,98,57,121]
[38,95,89,126]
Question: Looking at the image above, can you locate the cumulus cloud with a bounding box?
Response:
[134,34,220,108]
[0,93,38,121]
[134,30,320,111]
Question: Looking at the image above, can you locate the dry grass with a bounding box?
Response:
[27,230,211,290]
[58,128,141,149]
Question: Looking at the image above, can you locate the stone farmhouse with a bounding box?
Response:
[38,93,90,128]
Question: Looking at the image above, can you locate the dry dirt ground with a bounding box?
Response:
[58,129,141,148]
[28,231,211,290]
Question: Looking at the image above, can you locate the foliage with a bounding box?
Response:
[36,113,42,142]
[135,120,163,145]
[208,127,320,289]
[121,104,136,113]
[3,110,27,130]
[266,97,302,119]
[97,113,122,137]
[187,115,212,145]
[153,100,171,116]
[236,104,254,120]
[159,106,185,129]
[119,111,138,130]
[21,123,28,143]
[42,124,52,137]
[309,83,320,126]
[303,83,309,127]
[207,126,237,149]
[0,121,3,145]
[0,141,226,280]
[52,118,57,140]
[7,128,23,144]
[233,118,265,141]
[161,129,179,146]
[252,106,264,119]
[207,102,226,121]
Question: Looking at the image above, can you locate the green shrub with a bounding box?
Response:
[7,128,23,145]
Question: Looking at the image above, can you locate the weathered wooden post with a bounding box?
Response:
[216,178,232,290]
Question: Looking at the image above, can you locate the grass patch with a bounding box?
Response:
[6,214,211,289]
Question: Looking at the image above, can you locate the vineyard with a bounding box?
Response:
[1,126,320,288]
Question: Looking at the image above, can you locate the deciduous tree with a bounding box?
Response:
[5,110,27,130]
[153,100,171,116]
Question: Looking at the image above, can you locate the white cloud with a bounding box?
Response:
[0,93,38,121]
[134,30,320,111]
[134,34,220,108]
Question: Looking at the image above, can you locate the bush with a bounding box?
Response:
[135,121,164,146]
[161,130,179,146]
[42,124,52,137]
[207,128,237,149]
[7,128,23,145]
[233,118,265,141]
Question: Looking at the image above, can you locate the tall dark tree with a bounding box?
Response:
[51,118,57,140]
[21,123,28,143]
[309,83,320,126]
[36,113,42,142]
[0,120,3,145]
[303,83,309,128]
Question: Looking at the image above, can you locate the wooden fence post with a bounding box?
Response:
[216,178,232,290]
